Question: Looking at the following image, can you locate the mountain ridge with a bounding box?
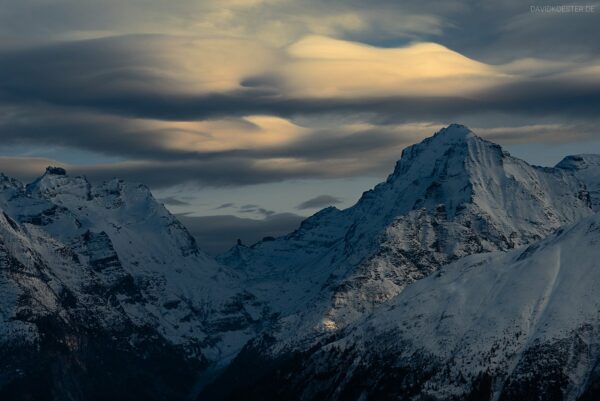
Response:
[0,168,267,400]
[208,210,600,401]
[218,124,593,347]
[2,124,600,401]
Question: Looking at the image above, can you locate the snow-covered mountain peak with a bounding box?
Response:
[379,124,589,226]
[44,166,67,176]
[556,153,600,171]
[219,125,593,345]
[388,124,490,186]
[26,166,92,202]
[346,125,489,225]
[2,128,600,399]
[433,122,474,140]
[0,166,271,390]
[24,167,160,214]
[557,154,600,210]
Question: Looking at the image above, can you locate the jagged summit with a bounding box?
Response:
[433,123,475,139]
[25,167,156,210]
[27,166,91,202]
[44,166,67,176]
[383,124,491,214]
[390,124,487,178]
[374,123,585,226]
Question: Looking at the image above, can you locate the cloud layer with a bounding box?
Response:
[1,0,599,188]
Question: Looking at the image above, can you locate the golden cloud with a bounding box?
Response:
[102,33,600,104]
[150,116,310,152]
[280,36,511,97]
[145,34,516,97]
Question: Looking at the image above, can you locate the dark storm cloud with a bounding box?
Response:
[296,195,342,210]
[2,81,599,168]
[0,157,322,188]
[2,91,600,188]
[0,36,172,103]
[0,106,184,161]
[475,78,600,119]
[72,159,329,188]
[1,93,599,165]
[268,128,407,160]
[177,213,304,255]
[1,77,600,190]
[440,3,600,62]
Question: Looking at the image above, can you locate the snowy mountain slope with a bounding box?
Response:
[0,208,64,347]
[0,168,266,400]
[206,211,600,401]
[2,125,599,401]
[557,154,600,211]
[23,168,259,355]
[0,206,216,401]
[219,124,593,342]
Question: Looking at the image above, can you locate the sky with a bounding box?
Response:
[0,0,599,253]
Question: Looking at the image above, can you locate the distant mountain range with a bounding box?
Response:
[1,125,599,401]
